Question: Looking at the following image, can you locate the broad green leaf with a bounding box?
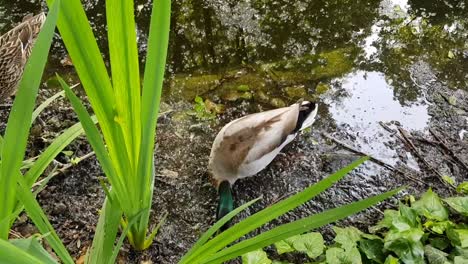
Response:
[0,0,60,239]
[456,183,468,195]
[384,255,399,264]
[292,232,324,259]
[384,228,425,264]
[359,239,385,263]
[370,210,399,233]
[400,203,420,228]
[454,256,468,264]
[0,239,44,264]
[326,246,361,264]
[424,221,454,234]
[10,237,58,264]
[334,226,362,249]
[444,197,468,216]
[274,237,296,255]
[424,245,449,264]
[412,189,448,221]
[429,237,450,251]
[242,249,272,264]
[447,229,468,248]
[450,246,468,260]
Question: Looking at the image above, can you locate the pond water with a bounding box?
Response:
[2,1,465,163]
[1,0,467,262]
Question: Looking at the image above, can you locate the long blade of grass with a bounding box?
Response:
[181,157,368,263]
[0,239,45,264]
[106,0,141,168]
[0,0,60,239]
[16,175,74,264]
[134,0,171,246]
[57,76,127,208]
[139,0,171,182]
[201,188,403,264]
[31,84,78,124]
[179,197,261,263]
[44,1,133,193]
[86,193,122,264]
[44,0,115,138]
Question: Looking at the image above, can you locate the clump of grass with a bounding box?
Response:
[46,0,171,251]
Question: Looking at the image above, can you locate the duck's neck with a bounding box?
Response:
[216,180,234,222]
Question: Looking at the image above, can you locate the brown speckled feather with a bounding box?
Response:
[0,13,45,102]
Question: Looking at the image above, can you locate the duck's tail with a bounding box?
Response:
[216,180,234,231]
[294,101,318,132]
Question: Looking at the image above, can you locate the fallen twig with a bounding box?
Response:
[33,151,95,188]
[429,128,468,172]
[322,133,427,186]
[397,127,455,191]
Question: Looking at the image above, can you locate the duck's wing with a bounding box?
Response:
[209,104,300,181]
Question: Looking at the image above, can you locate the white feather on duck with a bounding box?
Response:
[209,100,318,186]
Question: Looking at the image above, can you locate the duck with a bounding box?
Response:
[0,13,46,102]
[208,100,318,224]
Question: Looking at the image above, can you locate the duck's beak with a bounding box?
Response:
[216,180,234,231]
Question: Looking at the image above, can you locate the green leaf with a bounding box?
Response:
[429,237,450,251]
[292,232,324,259]
[383,255,399,264]
[400,203,420,228]
[384,228,425,264]
[0,239,45,264]
[334,227,362,249]
[10,237,58,264]
[412,189,448,221]
[444,197,468,216]
[447,229,468,248]
[237,85,250,92]
[359,239,385,263]
[0,0,60,239]
[242,249,272,264]
[456,183,468,195]
[424,245,449,264]
[454,256,468,264]
[181,157,372,263]
[16,176,74,263]
[370,210,399,233]
[424,221,454,234]
[274,237,296,255]
[326,246,361,264]
[442,175,455,186]
[200,188,401,264]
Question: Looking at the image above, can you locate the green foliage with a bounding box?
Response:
[242,187,468,264]
[181,157,402,264]
[10,237,58,264]
[46,0,172,251]
[191,96,217,120]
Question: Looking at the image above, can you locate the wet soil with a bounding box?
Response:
[1,0,467,263]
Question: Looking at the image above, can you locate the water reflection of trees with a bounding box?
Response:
[372,0,467,105]
[168,0,381,72]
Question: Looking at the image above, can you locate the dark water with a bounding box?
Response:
[1,0,466,167]
[1,0,467,262]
